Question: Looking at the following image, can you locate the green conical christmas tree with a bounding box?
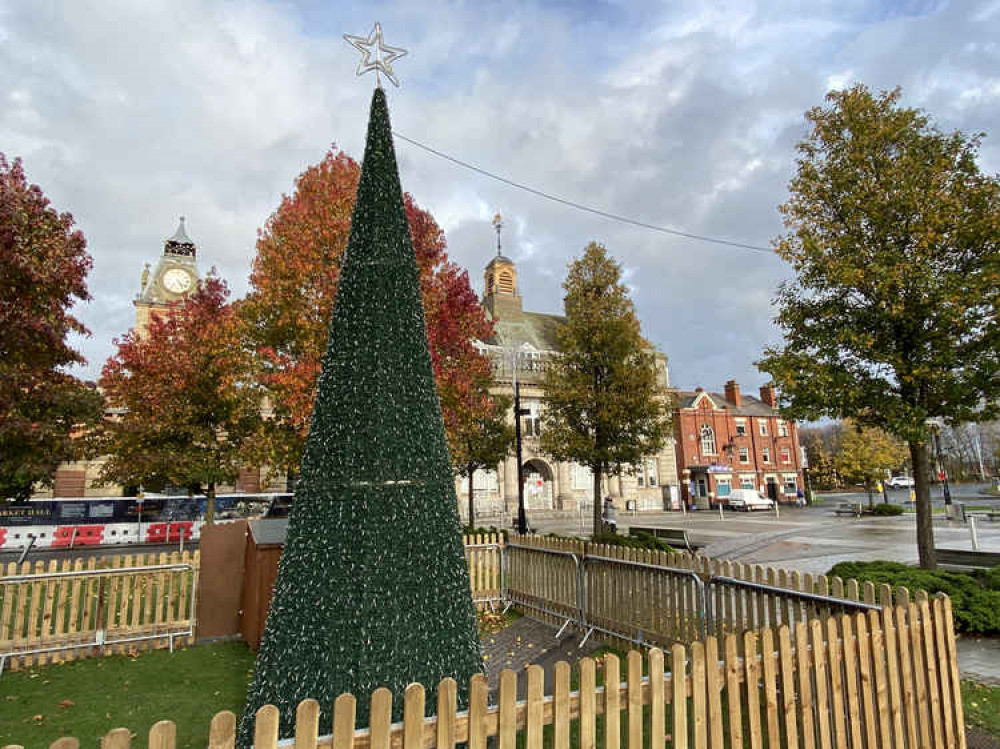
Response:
[238,88,483,745]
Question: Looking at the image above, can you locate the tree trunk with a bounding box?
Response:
[467,465,476,530]
[909,440,936,569]
[205,481,216,526]
[592,467,603,537]
[866,479,874,509]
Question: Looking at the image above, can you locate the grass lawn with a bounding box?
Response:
[962,681,1000,738]
[0,642,255,749]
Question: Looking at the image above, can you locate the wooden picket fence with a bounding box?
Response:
[462,533,503,606]
[0,551,199,671]
[29,594,964,749]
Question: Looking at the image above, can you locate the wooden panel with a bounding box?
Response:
[672,645,688,749]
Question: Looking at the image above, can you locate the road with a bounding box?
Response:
[522,485,1000,574]
[3,484,997,571]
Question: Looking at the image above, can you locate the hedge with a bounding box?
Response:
[828,560,1000,635]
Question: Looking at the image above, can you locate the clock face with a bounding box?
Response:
[162,268,194,294]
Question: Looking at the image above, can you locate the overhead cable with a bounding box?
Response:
[393,131,776,255]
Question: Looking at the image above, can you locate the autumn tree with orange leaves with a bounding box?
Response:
[239,148,502,479]
[0,154,104,500]
[98,276,262,522]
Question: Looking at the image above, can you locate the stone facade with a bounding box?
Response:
[456,243,679,521]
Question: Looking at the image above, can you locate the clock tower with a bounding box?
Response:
[134,217,202,336]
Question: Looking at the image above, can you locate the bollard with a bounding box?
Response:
[719,503,724,521]
[970,516,980,551]
[774,502,780,519]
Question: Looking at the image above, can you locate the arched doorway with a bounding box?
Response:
[522,459,554,509]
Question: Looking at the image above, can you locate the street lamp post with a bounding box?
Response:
[514,380,529,534]
[507,346,530,535]
[932,426,953,512]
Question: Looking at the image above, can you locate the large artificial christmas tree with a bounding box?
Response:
[239,87,483,745]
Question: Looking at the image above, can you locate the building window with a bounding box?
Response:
[735,421,747,436]
[780,447,791,464]
[523,401,541,437]
[738,446,750,463]
[741,477,756,489]
[572,464,592,491]
[762,447,771,463]
[716,478,731,497]
[784,477,798,494]
[759,420,768,436]
[700,425,717,455]
[636,458,658,488]
[778,420,789,437]
[462,470,499,495]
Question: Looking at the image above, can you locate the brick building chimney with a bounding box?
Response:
[760,383,777,408]
[724,380,742,407]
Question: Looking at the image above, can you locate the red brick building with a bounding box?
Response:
[674,380,803,508]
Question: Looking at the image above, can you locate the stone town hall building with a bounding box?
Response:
[43,219,681,509]
[458,236,679,518]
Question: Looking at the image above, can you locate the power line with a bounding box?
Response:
[392,131,776,255]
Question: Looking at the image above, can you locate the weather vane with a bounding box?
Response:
[343,22,407,88]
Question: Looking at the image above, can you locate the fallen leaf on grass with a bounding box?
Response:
[32,714,44,723]
[59,699,75,709]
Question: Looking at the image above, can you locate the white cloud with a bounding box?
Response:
[1,0,997,394]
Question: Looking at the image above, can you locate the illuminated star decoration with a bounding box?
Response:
[343,22,408,88]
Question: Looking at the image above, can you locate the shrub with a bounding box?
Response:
[984,565,1000,591]
[463,525,507,539]
[870,503,904,516]
[590,530,676,553]
[828,560,1000,634]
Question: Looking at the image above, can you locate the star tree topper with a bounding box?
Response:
[343,22,407,87]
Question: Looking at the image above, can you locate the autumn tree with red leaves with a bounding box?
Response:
[97,275,261,522]
[239,147,501,477]
[0,154,103,500]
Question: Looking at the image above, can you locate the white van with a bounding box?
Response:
[726,488,775,511]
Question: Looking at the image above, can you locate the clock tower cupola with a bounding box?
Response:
[482,212,523,322]
[134,216,202,336]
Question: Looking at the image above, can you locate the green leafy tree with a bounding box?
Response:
[834,420,907,507]
[0,154,104,500]
[540,242,671,535]
[239,89,482,745]
[799,426,841,490]
[447,385,513,527]
[759,85,1000,568]
[97,276,262,523]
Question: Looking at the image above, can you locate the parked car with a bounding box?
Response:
[886,475,915,489]
[727,488,775,511]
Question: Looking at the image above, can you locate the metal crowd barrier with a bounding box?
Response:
[498,543,885,650]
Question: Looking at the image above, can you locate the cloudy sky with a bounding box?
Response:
[2,0,998,392]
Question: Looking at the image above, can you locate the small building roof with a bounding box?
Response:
[676,390,778,417]
[486,310,564,352]
[487,254,514,267]
[247,518,288,546]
